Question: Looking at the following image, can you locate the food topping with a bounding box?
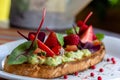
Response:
[64,34,79,46]
[65,45,78,51]
[45,32,61,49]
[80,25,93,43]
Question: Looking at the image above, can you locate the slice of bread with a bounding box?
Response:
[4,44,105,79]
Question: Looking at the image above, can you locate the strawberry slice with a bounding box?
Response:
[52,46,61,55]
[45,32,60,49]
[80,25,93,43]
[37,40,55,57]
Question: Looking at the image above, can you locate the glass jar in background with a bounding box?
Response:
[10,0,91,31]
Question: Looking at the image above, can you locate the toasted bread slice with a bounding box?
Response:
[4,44,105,79]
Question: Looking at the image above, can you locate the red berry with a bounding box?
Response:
[107,58,110,62]
[111,57,115,61]
[77,21,88,34]
[112,60,116,64]
[90,65,96,69]
[99,68,104,72]
[64,75,68,79]
[29,34,35,41]
[64,34,79,46]
[74,72,78,76]
[90,72,94,77]
[98,76,102,80]
[77,12,93,35]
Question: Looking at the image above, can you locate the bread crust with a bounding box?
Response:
[4,44,105,79]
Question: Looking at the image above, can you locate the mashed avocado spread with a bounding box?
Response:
[28,49,91,66]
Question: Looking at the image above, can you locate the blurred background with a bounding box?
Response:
[0,0,120,34]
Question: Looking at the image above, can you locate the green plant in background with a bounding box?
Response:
[11,0,29,18]
[108,0,119,6]
[90,0,120,20]
[15,0,29,12]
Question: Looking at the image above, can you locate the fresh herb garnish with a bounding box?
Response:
[7,8,46,65]
[7,41,32,65]
[96,33,104,41]
[56,33,64,46]
[65,26,79,35]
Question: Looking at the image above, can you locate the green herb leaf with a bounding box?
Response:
[7,41,32,65]
[56,33,64,46]
[96,33,104,41]
[65,27,79,35]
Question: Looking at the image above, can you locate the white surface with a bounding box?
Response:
[0,36,120,80]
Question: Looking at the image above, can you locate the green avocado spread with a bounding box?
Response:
[28,49,91,66]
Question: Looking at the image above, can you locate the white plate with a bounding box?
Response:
[0,36,120,80]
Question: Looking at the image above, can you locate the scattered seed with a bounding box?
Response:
[99,68,104,72]
[90,65,96,69]
[64,75,68,79]
[98,76,102,80]
[74,72,78,76]
[107,58,110,62]
[112,60,116,64]
[90,72,94,77]
[111,57,115,61]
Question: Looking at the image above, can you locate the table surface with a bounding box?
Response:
[0,28,36,44]
[0,27,120,79]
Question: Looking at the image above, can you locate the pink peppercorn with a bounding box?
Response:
[111,57,115,61]
[90,65,96,69]
[107,58,110,62]
[111,57,116,64]
[112,60,116,64]
[74,72,78,76]
[64,75,68,79]
[98,76,102,80]
[90,72,94,77]
[99,68,104,72]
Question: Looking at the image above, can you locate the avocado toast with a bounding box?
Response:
[4,8,105,79]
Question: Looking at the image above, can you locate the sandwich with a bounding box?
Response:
[4,8,105,79]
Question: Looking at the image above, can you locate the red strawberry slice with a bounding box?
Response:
[45,32,60,49]
[52,46,61,55]
[64,34,79,46]
[37,40,55,57]
[80,25,93,43]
